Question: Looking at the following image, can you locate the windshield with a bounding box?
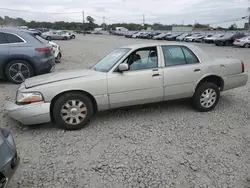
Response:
[92,48,130,72]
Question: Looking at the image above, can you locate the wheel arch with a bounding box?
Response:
[49,90,98,123]
[195,75,224,92]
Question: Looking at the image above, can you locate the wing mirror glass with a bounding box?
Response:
[118,63,129,72]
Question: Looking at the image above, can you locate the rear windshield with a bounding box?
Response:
[35,35,48,44]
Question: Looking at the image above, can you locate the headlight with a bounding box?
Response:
[16,92,43,103]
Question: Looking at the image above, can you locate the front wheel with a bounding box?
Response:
[55,52,62,63]
[192,82,220,112]
[53,92,94,130]
[71,35,75,39]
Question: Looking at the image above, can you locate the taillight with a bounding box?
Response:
[235,40,240,42]
[242,62,245,73]
[35,47,52,52]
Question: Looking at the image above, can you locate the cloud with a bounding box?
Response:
[0,0,249,27]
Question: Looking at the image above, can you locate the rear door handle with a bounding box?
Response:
[194,69,201,72]
[152,73,161,77]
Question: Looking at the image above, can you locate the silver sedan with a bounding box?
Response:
[233,36,250,48]
[6,43,248,130]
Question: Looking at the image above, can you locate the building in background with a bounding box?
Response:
[244,23,249,30]
[172,26,193,32]
[115,27,128,32]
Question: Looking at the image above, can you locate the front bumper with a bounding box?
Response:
[1,153,19,188]
[5,101,51,125]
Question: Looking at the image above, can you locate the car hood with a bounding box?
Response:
[24,69,104,88]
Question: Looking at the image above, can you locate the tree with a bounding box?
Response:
[228,23,237,30]
[86,16,95,30]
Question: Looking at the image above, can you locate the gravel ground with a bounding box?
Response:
[1,35,250,188]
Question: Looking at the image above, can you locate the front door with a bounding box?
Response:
[161,45,203,100]
[107,46,164,108]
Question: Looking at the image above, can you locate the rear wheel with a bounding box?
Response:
[5,60,34,84]
[71,35,75,39]
[53,92,94,130]
[55,52,61,63]
[192,82,220,112]
[244,43,250,48]
[63,37,67,40]
[46,36,51,41]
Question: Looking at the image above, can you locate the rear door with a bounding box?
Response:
[161,45,203,100]
[0,32,10,78]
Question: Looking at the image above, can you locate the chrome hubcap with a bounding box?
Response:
[9,63,30,83]
[61,100,87,125]
[200,88,217,108]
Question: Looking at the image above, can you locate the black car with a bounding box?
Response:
[0,28,55,83]
[214,33,246,46]
[0,128,19,188]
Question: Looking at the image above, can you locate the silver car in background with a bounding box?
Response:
[233,36,250,48]
[0,128,19,188]
[41,31,69,41]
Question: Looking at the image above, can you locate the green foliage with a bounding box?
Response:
[228,23,237,30]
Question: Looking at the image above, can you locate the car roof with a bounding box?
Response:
[121,42,196,49]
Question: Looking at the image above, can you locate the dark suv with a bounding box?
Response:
[214,33,246,46]
[0,28,55,84]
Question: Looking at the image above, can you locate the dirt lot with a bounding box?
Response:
[1,35,250,188]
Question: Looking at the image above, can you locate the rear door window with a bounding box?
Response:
[0,33,8,44]
[3,33,24,43]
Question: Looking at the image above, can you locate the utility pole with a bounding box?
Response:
[103,16,106,30]
[143,14,145,27]
[82,11,85,24]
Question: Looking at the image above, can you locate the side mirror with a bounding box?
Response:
[118,63,129,72]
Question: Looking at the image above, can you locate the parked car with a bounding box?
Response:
[132,32,143,38]
[0,128,19,188]
[233,36,250,48]
[153,33,171,40]
[203,34,223,43]
[124,31,136,38]
[193,34,212,42]
[0,28,55,83]
[6,43,248,130]
[41,31,70,40]
[176,33,192,41]
[184,34,202,42]
[49,41,62,63]
[214,33,246,46]
[92,31,103,35]
[165,33,182,41]
[58,30,76,39]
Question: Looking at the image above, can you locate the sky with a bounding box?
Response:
[0,0,249,27]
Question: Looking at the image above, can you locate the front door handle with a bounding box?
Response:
[194,69,201,72]
[152,73,161,77]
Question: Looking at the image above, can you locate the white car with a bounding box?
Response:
[49,41,62,63]
[233,36,250,48]
[185,34,203,42]
[132,32,143,38]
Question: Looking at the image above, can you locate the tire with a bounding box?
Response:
[192,82,220,112]
[215,43,219,46]
[63,37,67,40]
[55,52,62,63]
[5,60,34,84]
[244,43,250,48]
[46,36,51,41]
[72,35,75,39]
[53,92,94,130]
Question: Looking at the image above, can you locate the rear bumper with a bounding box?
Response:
[5,101,51,125]
[34,57,55,75]
[233,42,244,47]
[223,73,248,91]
